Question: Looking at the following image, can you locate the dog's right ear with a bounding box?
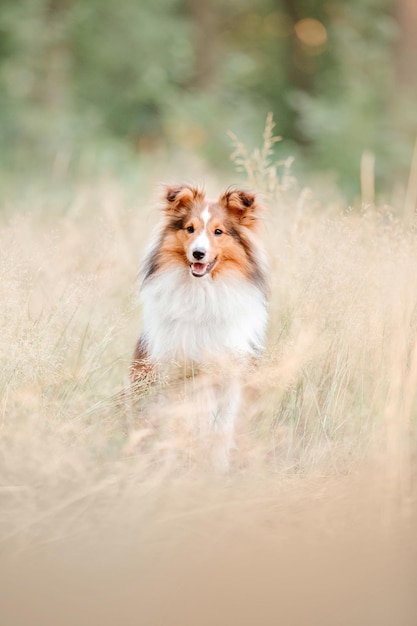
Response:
[164,185,205,216]
[220,188,261,229]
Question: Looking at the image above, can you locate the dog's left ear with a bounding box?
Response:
[163,185,205,217]
[220,189,260,229]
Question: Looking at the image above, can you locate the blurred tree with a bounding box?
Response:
[0,0,415,198]
[187,0,218,89]
[70,0,194,148]
[41,0,74,110]
[394,0,417,90]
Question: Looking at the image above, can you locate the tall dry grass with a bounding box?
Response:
[1,128,417,624]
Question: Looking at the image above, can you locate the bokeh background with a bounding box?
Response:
[2,5,417,623]
[1,0,416,199]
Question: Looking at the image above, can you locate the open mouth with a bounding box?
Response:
[190,257,217,277]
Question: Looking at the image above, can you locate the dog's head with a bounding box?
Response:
[158,185,262,279]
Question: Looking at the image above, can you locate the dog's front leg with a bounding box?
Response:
[209,377,241,473]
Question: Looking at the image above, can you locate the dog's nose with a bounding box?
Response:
[193,249,206,260]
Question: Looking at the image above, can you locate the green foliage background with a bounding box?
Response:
[0,0,416,197]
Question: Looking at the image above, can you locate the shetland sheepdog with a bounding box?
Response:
[130,184,268,470]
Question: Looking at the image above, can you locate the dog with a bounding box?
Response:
[130,184,268,470]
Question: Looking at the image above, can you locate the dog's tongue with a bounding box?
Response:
[191,262,206,276]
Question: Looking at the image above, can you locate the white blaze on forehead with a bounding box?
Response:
[201,204,211,227]
[190,205,211,259]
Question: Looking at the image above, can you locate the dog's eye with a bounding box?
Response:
[214,228,223,236]
[186,225,194,234]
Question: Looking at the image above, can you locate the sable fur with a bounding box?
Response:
[130,184,268,470]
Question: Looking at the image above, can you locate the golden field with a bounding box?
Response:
[1,145,417,624]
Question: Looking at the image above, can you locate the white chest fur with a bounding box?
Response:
[141,267,267,364]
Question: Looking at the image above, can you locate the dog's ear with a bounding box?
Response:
[220,189,260,229]
[164,185,205,216]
